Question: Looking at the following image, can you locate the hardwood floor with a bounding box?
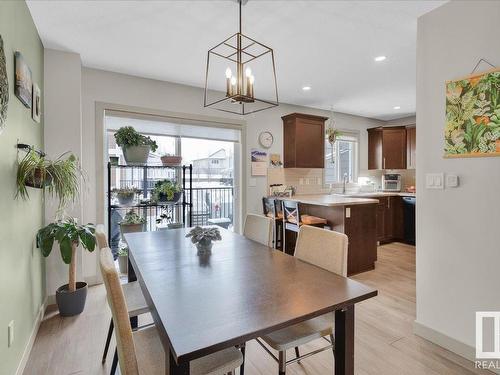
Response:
[24,243,489,375]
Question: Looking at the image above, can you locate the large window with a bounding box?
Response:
[324,131,359,184]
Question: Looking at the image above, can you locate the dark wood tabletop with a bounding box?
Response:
[125,228,377,375]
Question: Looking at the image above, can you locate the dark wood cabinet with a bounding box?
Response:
[406,126,416,169]
[376,196,404,243]
[283,113,327,168]
[367,126,407,170]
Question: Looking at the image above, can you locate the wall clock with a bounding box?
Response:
[258,131,274,149]
[0,35,8,134]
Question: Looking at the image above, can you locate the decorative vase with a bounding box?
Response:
[55,281,88,317]
[157,191,182,204]
[109,156,119,166]
[122,145,151,165]
[117,193,135,206]
[118,255,128,274]
[161,155,182,166]
[196,239,213,254]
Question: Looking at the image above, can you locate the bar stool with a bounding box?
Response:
[281,200,327,254]
[262,197,284,250]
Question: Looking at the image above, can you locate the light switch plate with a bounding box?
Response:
[425,173,444,189]
[446,174,459,188]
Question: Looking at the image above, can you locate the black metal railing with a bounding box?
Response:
[185,187,234,227]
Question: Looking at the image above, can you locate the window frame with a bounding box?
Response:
[323,129,360,186]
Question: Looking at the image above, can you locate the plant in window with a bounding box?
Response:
[151,179,182,203]
[114,126,158,165]
[112,187,140,206]
[160,153,182,166]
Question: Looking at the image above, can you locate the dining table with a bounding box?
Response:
[124,227,377,375]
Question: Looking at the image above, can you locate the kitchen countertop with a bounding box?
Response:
[285,194,379,207]
[342,192,416,198]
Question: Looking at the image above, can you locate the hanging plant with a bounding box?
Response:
[16,150,83,212]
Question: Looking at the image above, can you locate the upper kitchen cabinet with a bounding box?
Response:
[283,113,328,168]
[406,126,416,169]
[367,126,407,170]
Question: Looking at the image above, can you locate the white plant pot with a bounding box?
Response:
[122,145,151,165]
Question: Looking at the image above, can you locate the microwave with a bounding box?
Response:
[382,174,401,192]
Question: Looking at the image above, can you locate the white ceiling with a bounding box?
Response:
[27,0,445,120]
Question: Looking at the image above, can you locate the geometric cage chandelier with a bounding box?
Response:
[204,0,279,115]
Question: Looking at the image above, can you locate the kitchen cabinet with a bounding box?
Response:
[367,126,407,170]
[283,113,327,168]
[406,126,416,169]
[376,196,404,243]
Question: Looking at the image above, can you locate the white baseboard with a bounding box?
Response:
[15,298,47,375]
[414,320,500,375]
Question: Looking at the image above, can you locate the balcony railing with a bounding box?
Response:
[185,187,234,228]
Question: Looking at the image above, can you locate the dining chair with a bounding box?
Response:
[262,197,284,250]
[243,213,273,247]
[281,200,327,254]
[96,225,150,373]
[256,225,348,375]
[99,246,244,375]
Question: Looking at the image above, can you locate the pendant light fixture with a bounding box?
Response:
[203,0,279,115]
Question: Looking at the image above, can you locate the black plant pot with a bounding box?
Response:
[55,281,88,317]
[158,191,182,203]
[25,169,52,189]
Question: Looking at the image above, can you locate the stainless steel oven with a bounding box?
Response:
[382,174,401,192]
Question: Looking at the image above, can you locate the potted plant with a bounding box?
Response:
[120,210,146,236]
[16,150,82,211]
[114,126,158,165]
[37,218,96,316]
[109,155,119,166]
[326,127,341,145]
[186,226,222,254]
[112,187,139,206]
[152,179,182,203]
[117,245,128,274]
[161,153,182,166]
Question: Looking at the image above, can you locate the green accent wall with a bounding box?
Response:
[0,1,45,374]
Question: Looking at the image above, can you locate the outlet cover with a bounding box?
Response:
[8,320,14,347]
[425,173,444,189]
[446,174,459,187]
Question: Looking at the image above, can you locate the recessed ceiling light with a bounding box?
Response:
[374,56,387,62]
[302,86,311,91]
[393,106,401,110]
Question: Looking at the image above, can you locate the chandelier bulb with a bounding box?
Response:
[245,67,252,78]
[230,76,237,85]
[225,67,232,79]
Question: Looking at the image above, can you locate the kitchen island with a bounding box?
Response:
[283,194,379,276]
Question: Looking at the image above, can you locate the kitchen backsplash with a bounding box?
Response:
[267,167,416,195]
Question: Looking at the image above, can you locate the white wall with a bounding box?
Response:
[43,49,84,296]
[415,0,500,359]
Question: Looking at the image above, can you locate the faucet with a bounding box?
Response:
[342,173,348,194]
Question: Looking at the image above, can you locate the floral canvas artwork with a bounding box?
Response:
[445,68,500,157]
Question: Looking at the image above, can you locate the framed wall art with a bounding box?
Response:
[0,35,8,134]
[14,51,32,109]
[445,67,500,158]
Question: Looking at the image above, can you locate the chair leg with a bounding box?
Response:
[239,343,246,375]
[102,319,114,363]
[278,350,286,375]
[329,333,335,357]
[110,348,118,375]
[294,346,300,361]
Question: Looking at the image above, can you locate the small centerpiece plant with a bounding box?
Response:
[120,210,146,236]
[117,245,128,274]
[112,187,140,206]
[37,218,96,316]
[152,179,182,203]
[114,126,158,165]
[186,226,222,254]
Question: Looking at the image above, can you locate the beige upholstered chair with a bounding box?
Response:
[95,225,150,370]
[243,213,273,247]
[100,247,244,375]
[258,225,348,375]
